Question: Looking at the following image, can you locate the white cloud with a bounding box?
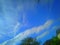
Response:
[13,22,20,35]
[0,20,53,45]
[36,31,49,40]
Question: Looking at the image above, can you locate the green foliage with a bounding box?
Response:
[43,28,60,45]
[20,37,40,45]
[43,37,60,45]
[56,28,60,35]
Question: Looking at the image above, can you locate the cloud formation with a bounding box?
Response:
[36,31,49,40]
[0,20,53,45]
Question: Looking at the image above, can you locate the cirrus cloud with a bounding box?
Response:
[0,20,53,45]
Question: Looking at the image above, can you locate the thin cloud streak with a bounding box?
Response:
[36,31,49,40]
[0,20,53,45]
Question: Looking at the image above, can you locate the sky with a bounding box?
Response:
[0,0,60,45]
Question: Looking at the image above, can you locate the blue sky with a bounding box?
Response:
[0,0,60,45]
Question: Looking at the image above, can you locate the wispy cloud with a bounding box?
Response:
[36,31,49,40]
[13,22,20,36]
[0,20,53,45]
